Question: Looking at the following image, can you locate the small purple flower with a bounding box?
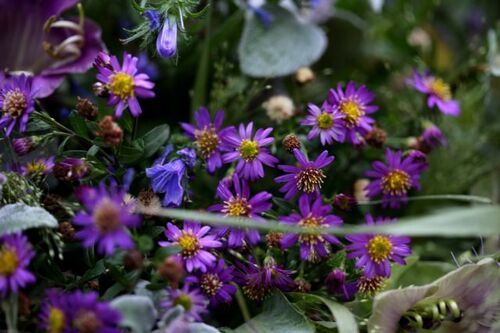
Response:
[326,81,379,144]
[346,215,411,278]
[54,158,89,182]
[180,108,230,173]
[364,148,423,208]
[70,290,122,333]
[39,289,70,333]
[325,269,358,301]
[162,284,208,322]
[301,103,345,145]
[73,183,141,255]
[407,70,460,116]
[221,122,278,180]
[420,125,447,152]
[156,18,177,59]
[280,194,343,262]
[209,174,272,248]
[21,156,55,177]
[186,259,237,306]
[406,149,429,173]
[275,149,334,200]
[0,75,36,136]
[95,52,155,118]
[12,137,35,156]
[144,10,161,30]
[0,233,35,297]
[333,193,357,211]
[159,222,222,273]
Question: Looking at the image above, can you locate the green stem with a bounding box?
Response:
[236,288,251,322]
[1,293,18,333]
[357,194,492,205]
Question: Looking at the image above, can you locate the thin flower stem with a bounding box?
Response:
[1,293,18,333]
[357,194,492,206]
[235,288,251,322]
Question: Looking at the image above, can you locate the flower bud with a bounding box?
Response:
[96,116,123,146]
[123,249,144,271]
[158,256,184,288]
[354,178,370,202]
[156,19,177,59]
[53,158,90,182]
[86,279,99,291]
[295,67,315,85]
[325,269,357,301]
[59,221,75,242]
[364,126,387,148]
[76,97,98,120]
[333,193,357,211]
[282,134,301,153]
[294,278,311,293]
[144,10,160,30]
[92,82,109,97]
[136,189,161,219]
[12,137,35,156]
[263,95,295,124]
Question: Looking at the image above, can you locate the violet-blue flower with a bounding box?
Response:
[0,233,35,297]
[156,18,177,59]
[301,103,346,145]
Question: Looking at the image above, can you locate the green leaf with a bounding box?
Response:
[102,283,125,300]
[118,140,145,164]
[234,292,314,333]
[141,124,170,158]
[79,260,106,285]
[0,203,58,236]
[68,111,89,138]
[238,4,327,77]
[391,261,456,288]
[111,295,157,333]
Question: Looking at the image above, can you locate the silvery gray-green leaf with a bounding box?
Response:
[110,295,157,333]
[0,203,58,236]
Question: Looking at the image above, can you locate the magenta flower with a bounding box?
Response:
[73,183,141,255]
[0,75,36,136]
[364,148,423,208]
[326,81,379,144]
[280,194,343,262]
[159,222,222,272]
[301,103,345,145]
[275,149,334,200]
[346,215,411,278]
[95,52,155,118]
[162,284,208,322]
[0,0,105,98]
[21,156,55,177]
[181,107,231,173]
[420,125,448,152]
[407,70,460,116]
[0,233,35,297]
[209,174,272,248]
[221,122,278,180]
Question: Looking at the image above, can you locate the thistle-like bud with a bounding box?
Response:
[156,18,177,59]
[282,134,301,153]
[263,95,295,124]
[123,249,144,271]
[96,116,123,146]
[158,256,184,288]
[265,231,283,248]
[53,158,90,182]
[294,278,311,293]
[59,221,75,242]
[364,126,387,148]
[76,97,98,120]
[12,137,35,156]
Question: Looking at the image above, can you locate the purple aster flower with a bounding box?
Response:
[346,215,411,279]
[325,269,358,301]
[156,18,177,59]
[186,259,237,306]
[69,291,122,333]
[144,10,161,30]
[21,156,55,177]
[0,0,105,98]
[406,149,429,173]
[0,233,35,297]
[180,107,231,173]
[280,194,343,262]
[235,257,295,301]
[208,174,272,248]
[333,193,357,211]
[221,122,278,180]
[0,75,36,136]
[419,125,448,152]
[364,148,423,208]
[12,137,35,156]
[275,149,334,200]
[95,52,155,118]
[39,289,71,333]
[301,103,346,145]
[73,183,141,255]
[407,70,460,116]
[53,158,89,182]
[159,222,222,272]
[162,284,208,322]
[326,81,379,144]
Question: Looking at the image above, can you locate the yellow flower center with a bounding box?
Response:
[381,169,411,195]
[2,89,27,118]
[109,72,134,100]
[26,162,48,175]
[200,273,223,296]
[428,78,451,101]
[48,307,66,333]
[0,247,19,276]
[340,100,364,127]
[316,112,334,129]
[367,235,393,263]
[223,197,251,217]
[357,276,386,295]
[238,140,259,161]
[194,127,219,159]
[92,198,122,233]
[295,167,325,193]
[174,294,193,311]
[178,231,200,258]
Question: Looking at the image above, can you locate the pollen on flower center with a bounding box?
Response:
[0,247,19,275]
[381,169,411,195]
[178,231,200,258]
[194,127,219,159]
[26,162,48,175]
[200,273,223,296]
[316,112,334,129]
[428,78,451,100]
[298,215,326,246]
[73,310,102,333]
[367,235,393,263]
[92,198,122,233]
[295,167,325,193]
[48,307,65,333]
[340,100,364,127]
[222,196,251,217]
[109,72,134,100]
[174,294,193,311]
[238,139,259,161]
[2,89,27,118]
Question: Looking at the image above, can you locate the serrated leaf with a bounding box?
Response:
[111,295,157,333]
[142,124,170,158]
[234,292,314,333]
[238,4,327,77]
[0,203,58,236]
